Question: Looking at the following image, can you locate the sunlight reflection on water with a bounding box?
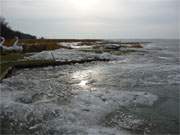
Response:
[71,68,102,90]
[78,80,88,87]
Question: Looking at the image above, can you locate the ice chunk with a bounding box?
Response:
[27,49,118,62]
[103,44,121,49]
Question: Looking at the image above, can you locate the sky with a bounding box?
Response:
[1,0,179,39]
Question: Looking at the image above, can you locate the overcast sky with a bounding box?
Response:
[1,0,179,39]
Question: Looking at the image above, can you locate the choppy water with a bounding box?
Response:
[0,39,179,135]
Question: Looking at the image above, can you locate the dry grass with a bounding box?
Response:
[3,39,101,52]
[3,39,62,52]
[0,53,24,76]
[21,39,62,52]
[121,44,144,48]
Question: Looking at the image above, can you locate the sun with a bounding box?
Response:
[69,0,100,13]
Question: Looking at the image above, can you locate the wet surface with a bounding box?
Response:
[0,39,180,135]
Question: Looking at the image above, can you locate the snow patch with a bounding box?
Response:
[27,49,119,62]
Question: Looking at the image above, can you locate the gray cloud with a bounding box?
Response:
[1,0,179,39]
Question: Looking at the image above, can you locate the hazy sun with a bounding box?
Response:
[69,0,100,13]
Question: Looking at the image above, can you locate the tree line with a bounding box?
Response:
[0,17,36,39]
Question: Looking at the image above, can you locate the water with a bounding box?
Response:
[0,39,179,135]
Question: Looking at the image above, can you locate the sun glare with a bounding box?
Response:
[78,80,88,87]
[69,0,100,13]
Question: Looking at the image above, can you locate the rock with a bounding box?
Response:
[122,44,143,48]
[103,44,121,49]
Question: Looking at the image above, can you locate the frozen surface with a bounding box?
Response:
[59,42,94,49]
[1,40,180,135]
[0,66,158,135]
[27,49,119,62]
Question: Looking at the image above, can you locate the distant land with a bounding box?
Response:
[0,17,36,39]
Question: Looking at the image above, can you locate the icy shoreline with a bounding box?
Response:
[1,62,158,135]
[1,39,179,135]
[26,48,120,62]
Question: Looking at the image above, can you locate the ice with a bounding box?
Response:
[0,64,158,134]
[27,49,119,62]
[27,51,54,60]
[59,42,93,49]
[103,44,121,49]
[1,40,179,134]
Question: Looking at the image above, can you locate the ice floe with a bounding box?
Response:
[27,49,119,62]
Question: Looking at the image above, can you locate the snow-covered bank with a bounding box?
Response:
[26,49,120,62]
